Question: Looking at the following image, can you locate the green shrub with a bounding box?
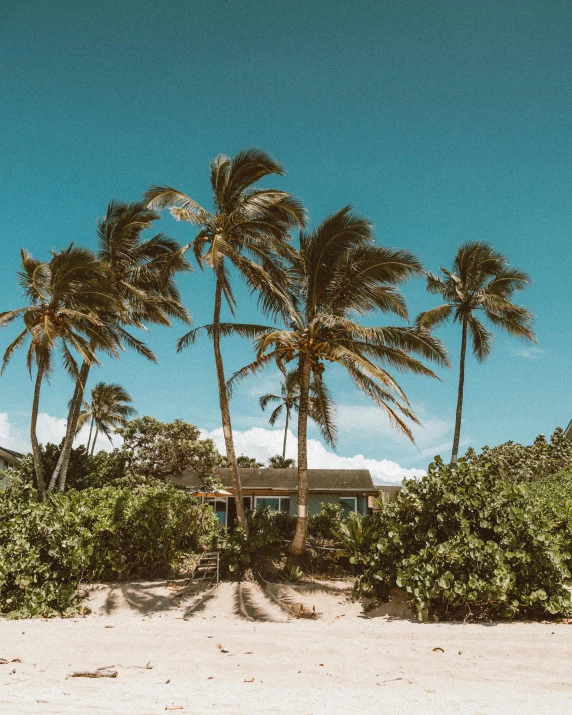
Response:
[309,503,344,539]
[334,512,378,567]
[464,428,572,483]
[355,457,572,620]
[218,508,296,577]
[526,467,572,555]
[0,480,221,618]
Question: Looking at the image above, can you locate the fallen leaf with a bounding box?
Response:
[244,678,255,682]
[432,647,444,653]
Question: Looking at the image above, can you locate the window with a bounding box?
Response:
[339,497,357,517]
[206,497,228,526]
[255,496,290,514]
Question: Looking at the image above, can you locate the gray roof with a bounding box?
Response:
[0,446,23,463]
[173,467,377,494]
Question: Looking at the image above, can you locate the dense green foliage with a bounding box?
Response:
[464,428,572,483]
[117,416,221,481]
[352,458,572,620]
[0,479,220,618]
[218,508,296,577]
[17,443,127,491]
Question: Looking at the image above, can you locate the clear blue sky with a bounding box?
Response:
[1,0,571,478]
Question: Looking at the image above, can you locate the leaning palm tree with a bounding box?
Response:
[51,201,191,492]
[415,242,535,465]
[0,247,116,499]
[78,383,136,455]
[144,149,306,532]
[229,207,449,553]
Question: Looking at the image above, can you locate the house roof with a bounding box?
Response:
[173,467,377,494]
[0,446,23,464]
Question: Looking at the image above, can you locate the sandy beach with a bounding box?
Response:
[1,580,572,714]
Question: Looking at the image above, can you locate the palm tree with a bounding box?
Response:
[51,201,191,491]
[268,455,296,468]
[415,242,535,465]
[260,369,301,459]
[229,207,449,553]
[144,149,306,532]
[0,247,116,499]
[259,369,325,459]
[78,383,136,455]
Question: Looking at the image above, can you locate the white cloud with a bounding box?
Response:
[336,403,453,460]
[200,426,424,485]
[0,412,118,455]
[0,413,11,443]
[512,346,545,360]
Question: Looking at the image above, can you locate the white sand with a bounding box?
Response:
[1,580,572,714]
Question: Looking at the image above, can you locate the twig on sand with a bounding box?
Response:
[69,667,118,678]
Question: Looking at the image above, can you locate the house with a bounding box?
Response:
[0,446,23,489]
[565,420,572,442]
[0,446,23,471]
[172,467,379,527]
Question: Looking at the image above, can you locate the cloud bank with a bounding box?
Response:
[200,426,424,485]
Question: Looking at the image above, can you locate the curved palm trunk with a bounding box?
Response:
[86,415,95,455]
[282,408,289,459]
[289,356,311,555]
[31,363,46,501]
[90,425,99,456]
[213,271,248,533]
[450,319,467,466]
[57,360,90,491]
[48,360,90,491]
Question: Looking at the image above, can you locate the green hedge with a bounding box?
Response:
[353,457,572,620]
[0,480,221,618]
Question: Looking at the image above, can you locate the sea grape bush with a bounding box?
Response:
[352,457,572,620]
[0,479,221,618]
[464,428,572,483]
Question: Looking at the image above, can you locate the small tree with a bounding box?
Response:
[116,417,221,482]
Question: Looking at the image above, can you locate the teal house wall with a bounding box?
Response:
[288,493,368,516]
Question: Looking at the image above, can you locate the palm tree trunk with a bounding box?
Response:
[30,363,46,501]
[451,319,467,466]
[47,361,90,491]
[289,355,311,555]
[90,425,99,456]
[213,270,248,534]
[86,415,95,455]
[57,360,90,491]
[282,409,289,459]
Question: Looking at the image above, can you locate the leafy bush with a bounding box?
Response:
[308,503,343,539]
[526,467,572,555]
[355,457,572,620]
[464,428,572,483]
[218,508,296,577]
[0,480,221,618]
[334,512,378,567]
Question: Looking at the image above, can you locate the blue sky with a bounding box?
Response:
[1,0,571,482]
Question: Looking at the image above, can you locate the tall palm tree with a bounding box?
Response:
[144,149,306,532]
[415,242,535,465]
[229,207,449,553]
[259,369,324,459]
[51,201,191,491]
[78,382,136,455]
[0,247,116,499]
